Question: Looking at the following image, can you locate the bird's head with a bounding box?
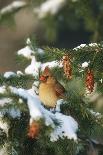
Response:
[40,67,52,83]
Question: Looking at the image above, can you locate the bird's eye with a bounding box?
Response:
[46,76,49,79]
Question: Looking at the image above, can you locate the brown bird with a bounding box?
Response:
[39,67,66,108]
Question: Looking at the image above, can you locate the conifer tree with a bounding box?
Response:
[1,0,103,43]
[0,38,103,155]
[0,1,103,155]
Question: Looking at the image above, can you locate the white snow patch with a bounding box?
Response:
[26,38,44,55]
[99,79,103,83]
[89,43,98,47]
[0,119,9,136]
[25,59,62,76]
[37,48,45,55]
[26,38,31,45]
[9,86,78,141]
[28,81,39,95]
[74,43,98,51]
[4,72,16,79]
[0,143,8,155]
[41,61,62,71]
[81,62,89,68]
[17,44,62,77]
[25,56,41,76]
[74,44,86,50]
[8,108,21,118]
[55,99,64,112]
[90,110,101,117]
[33,81,39,87]
[17,71,23,76]
[34,0,66,18]
[0,98,12,106]
[50,113,78,142]
[10,87,43,120]
[0,86,6,94]
[18,98,23,104]
[18,46,34,59]
[0,1,26,15]
[24,55,61,77]
[0,98,20,119]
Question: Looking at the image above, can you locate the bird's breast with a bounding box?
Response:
[39,83,58,107]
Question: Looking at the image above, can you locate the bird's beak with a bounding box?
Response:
[39,75,46,82]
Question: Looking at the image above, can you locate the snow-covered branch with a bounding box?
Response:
[0,38,78,142]
[0,1,27,16]
[34,0,66,18]
[17,40,62,77]
[9,86,78,141]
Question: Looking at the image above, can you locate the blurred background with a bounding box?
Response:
[0,0,103,72]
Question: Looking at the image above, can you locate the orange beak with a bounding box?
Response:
[39,75,46,82]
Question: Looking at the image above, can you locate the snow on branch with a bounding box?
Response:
[0,86,6,94]
[0,1,27,16]
[17,41,62,77]
[0,38,78,141]
[3,71,24,79]
[4,72,16,79]
[34,0,66,19]
[73,43,98,51]
[25,56,41,76]
[0,143,8,155]
[9,86,78,141]
[18,46,34,59]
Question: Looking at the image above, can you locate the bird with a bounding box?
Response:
[39,67,66,108]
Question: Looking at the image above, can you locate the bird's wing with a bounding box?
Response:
[55,81,65,97]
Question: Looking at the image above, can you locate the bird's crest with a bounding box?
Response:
[43,66,52,76]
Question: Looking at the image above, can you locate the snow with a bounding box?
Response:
[17,46,34,59]
[26,38,31,45]
[25,56,41,76]
[0,98,20,118]
[81,62,89,68]
[0,86,6,94]
[0,118,9,136]
[89,43,98,47]
[26,38,44,55]
[55,99,64,112]
[99,79,103,83]
[25,59,62,76]
[0,143,8,155]
[41,61,62,70]
[33,81,39,87]
[9,86,78,141]
[0,98,12,106]
[0,1,26,15]
[37,48,45,55]
[74,43,99,51]
[16,70,23,75]
[4,71,23,79]
[50,113,78,142]
[18,44,62,77]
[34,0,66,18]
[17,38,62,76]
[4,72,16,79]
[28,81,39,95]
[0,38,78,142]
[8,108,21,118]
[10,87,43,120]
[30,81,40,94]
[74,44,86,50]
[90,110,101,117]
